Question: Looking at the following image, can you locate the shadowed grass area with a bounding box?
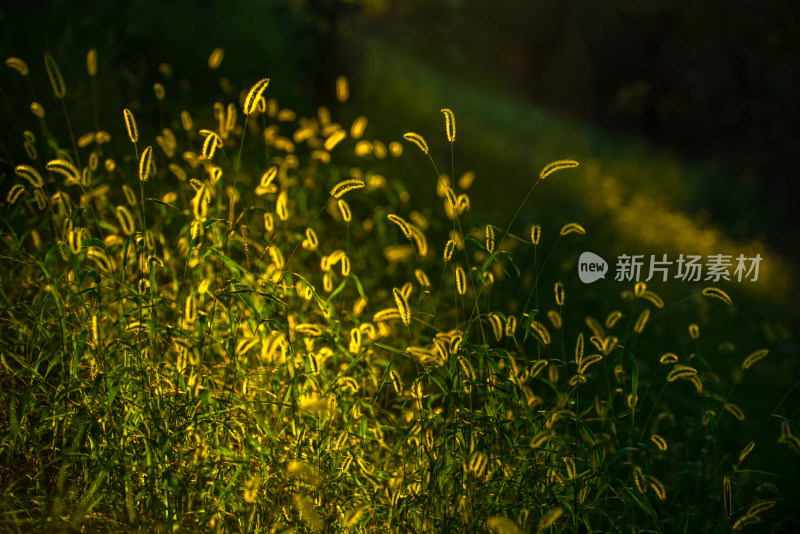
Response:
[357,40,793,301]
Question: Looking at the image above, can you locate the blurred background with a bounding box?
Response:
[1,0,797,304]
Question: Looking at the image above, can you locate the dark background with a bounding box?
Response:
[360,0,800,259]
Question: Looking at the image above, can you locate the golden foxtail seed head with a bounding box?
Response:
[746,500,775,518]
[724,402,745,421]
[650,434,668,451]
[337,199,352,222]
[386,214,412,239]
[554,281,564,306]
[201,131,222,159]
[531,224,541,245]
[389,370,402,394]
[181,110,193,132]
[634,308,650,333]
[244,78,270,116]
[5,57,29,76]
[350,116,368,139]
[633,465,647,493]
[578,353,602,374]
[688,323,699,339]
[539,159,579,180]
[529,320,551,345]
[634,281,646,297]
[606,310,623,328]
[276,191,289,221]
[547,309,562,328]
[667,364,697,382]
[723,476,732,517]
[139,146,153,182]
[7,184,25,204]
[560,222,586,236]
[324,129,347,151]
[330,178,365,198]
[24,141,37,160]
[659,352,678,364]
[455,266,466,295]
[208,48,224,70]
[575,332,584,363]
[115,205,135,236]
[701,286,732,306]
[640,290,665,308]
[485,224,495,253]
[392,288,411,326]
[738,441,755,463]
[414,268,431,289]
[153,82,165,101]
[440,108,455,142]
[488,314,503,341]
[87,48,97,77]
[302,227,319,250]
[46,159,80,184]
[30,102,45,119]
[31,188,46,210]
[44,53,66,99]
[122,184,136,206]
[403,132,429,154]
[123,108,138,143]
[77,132,95,147]
[443,239,456,261]
[742,348,768,370]
[649,476,667,500]
[67,229,83,254]
[336,75,349,103]
[15,165,44,188]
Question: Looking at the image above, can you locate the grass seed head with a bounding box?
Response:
[403,132,429,154]
[6,184,25,204]
[139,146,153,182]
[208,47,224,69]
[392,287,411,326]
[44,53,66,98]
[742,349,768,370]
[330,178,365,198]
[440,108,456,142]
[560,222,586,236]
[86,48,97,76]
[5,57,29,76]
[123,108,139,143]
[455,266,467,295]
[702,286,733,305]
[738,441,755,464]
[244,78,270,116]
[650,434,668,451]
[15,164,44,188]
[539,159,578,180]
[554,281,565,306]
[336,75,349,102]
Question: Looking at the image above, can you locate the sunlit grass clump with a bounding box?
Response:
[0,50,797,533]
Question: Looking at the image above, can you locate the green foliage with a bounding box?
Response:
[0,46,797,534]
